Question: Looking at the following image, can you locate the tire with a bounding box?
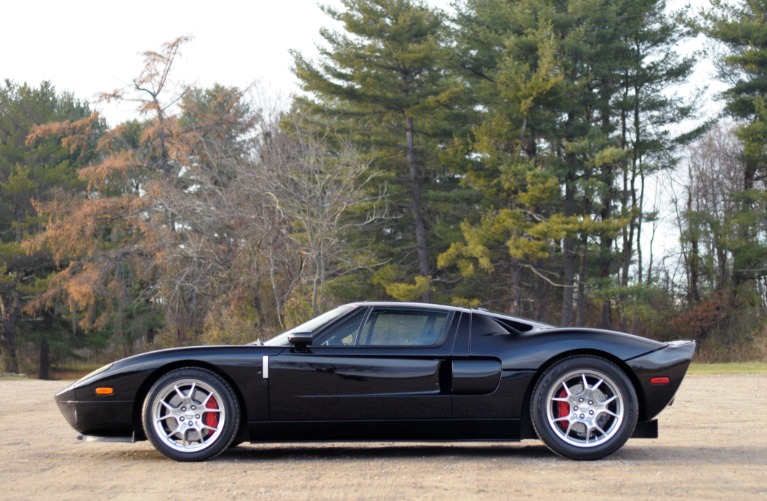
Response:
[142,367,240,461]
[530,356,638,460]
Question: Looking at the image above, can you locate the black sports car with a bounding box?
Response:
[55,302,695,461]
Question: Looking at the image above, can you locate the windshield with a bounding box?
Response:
[263,304,359,346]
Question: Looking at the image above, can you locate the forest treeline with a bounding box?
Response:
[2,0,767,377]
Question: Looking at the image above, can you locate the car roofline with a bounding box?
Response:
[356,300,471,313]
[353,301,554,330]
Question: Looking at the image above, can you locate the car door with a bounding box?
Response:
[452,312,534,420]
[268,305,456,421]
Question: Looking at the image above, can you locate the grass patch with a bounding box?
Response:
[688,361,767,375]
[0,364,103,381]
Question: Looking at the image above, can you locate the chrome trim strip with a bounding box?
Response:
[263,355,269,379]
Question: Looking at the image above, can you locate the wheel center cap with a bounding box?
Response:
[572,394,599,423]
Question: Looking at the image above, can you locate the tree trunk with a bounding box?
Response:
[599,248,613,328]
[732,159,758,298]
[686,188,702,303]
[561,172,576,326]
[1,294,20,374]
[405,117,432,302]
[38,336,50,380]
[576,242,587,326]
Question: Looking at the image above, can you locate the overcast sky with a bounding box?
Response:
[3,0,711,127]
[2,0,350,124]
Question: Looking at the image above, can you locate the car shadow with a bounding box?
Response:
[215,441,767,465]
[219,442,555,462]
[92,441,767,465]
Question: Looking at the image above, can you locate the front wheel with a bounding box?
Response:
[142,367,240,461]
[530,356,638,460]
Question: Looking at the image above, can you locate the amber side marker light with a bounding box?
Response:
[95,387,114,395]
[650,377,670,385]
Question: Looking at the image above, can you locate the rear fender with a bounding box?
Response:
[626,340,696,420]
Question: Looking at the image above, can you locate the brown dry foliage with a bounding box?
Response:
[25,193,146,265]
[25,112,101,153]
[669,293,729,341]
[77,150,142,193]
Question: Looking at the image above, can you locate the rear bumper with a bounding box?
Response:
[627,340,695,420]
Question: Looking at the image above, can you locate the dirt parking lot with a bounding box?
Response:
[1,375,766,500]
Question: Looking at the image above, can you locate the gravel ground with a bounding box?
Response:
[1,375,766,500]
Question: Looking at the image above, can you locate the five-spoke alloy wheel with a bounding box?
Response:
[531,356,638,460]
[142,368,240,461]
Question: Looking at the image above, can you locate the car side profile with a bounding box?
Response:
[55,302,695,461]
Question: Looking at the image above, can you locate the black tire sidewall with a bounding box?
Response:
[531,356,638,460]
[142,367,240,461]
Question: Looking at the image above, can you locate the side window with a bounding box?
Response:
[315,308,367,346]
[360,309,449,346]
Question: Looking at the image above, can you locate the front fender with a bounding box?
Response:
[56,345,284,437]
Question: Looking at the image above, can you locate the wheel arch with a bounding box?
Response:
[518,348,647,440]
[131,360,249,442]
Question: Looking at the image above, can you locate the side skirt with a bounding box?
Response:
[78,433,136,443]
[248,419,522,442]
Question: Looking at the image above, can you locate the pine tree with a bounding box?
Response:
[447,0,694,326]
[0,80,96,375]
[698,0,767,298]
[292,0,467,301]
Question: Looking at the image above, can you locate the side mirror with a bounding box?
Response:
[287,332,313,352]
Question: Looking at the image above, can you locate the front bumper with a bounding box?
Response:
[55,386,135,437]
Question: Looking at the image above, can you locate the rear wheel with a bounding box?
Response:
[531,356,638,460]
[142,367,240,461]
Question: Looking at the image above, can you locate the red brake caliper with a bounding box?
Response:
[557,389,569,431]
[204,396,219,436]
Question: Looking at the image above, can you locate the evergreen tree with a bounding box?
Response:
[447,0,694,327]
[292,0,469,301]
[0,80,96,376]
[698,0,767,299]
